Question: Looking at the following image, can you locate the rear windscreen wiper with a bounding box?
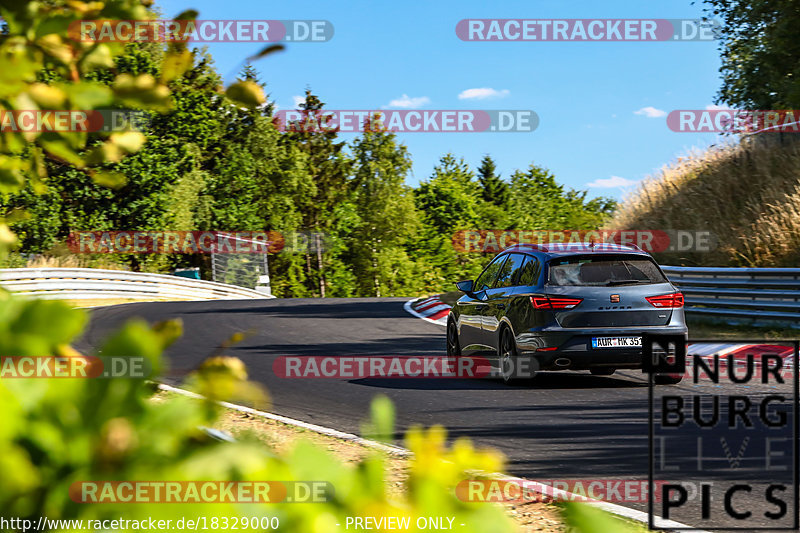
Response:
[606,279,652,286]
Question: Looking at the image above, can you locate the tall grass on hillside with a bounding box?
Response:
[613,135,800,266]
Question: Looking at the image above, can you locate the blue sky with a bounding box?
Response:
[157,0,724,200]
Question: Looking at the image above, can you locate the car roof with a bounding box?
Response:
[499,242,651,258]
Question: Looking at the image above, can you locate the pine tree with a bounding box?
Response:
[477,155,509,207]
[284,89,353,297]
[349,116,420,296]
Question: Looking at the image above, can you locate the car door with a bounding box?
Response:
[454,254,506,354]
[482,253,527,350]
[508,254,544,335]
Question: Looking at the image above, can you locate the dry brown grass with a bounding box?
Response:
[612,135,800,266]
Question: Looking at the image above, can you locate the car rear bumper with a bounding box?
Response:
[515,325,688,371]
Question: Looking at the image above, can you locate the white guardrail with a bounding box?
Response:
[661,266,800,322]
[0,268,271,301]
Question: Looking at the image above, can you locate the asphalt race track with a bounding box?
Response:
[78,298,797,530]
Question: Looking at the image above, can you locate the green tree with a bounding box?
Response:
[415,154,481,233]
[414,155,486,293]
[508,163,615,231]
[349,118,421,296]
[477,155,508,206]
[704,0,800,109]
[476,154,510,228]
[283,90,353,297]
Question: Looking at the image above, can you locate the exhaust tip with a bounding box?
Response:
[555,358,571,367]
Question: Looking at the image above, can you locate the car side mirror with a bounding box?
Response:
[456,279,475,294]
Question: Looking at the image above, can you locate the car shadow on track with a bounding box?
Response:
[234,334,444,356]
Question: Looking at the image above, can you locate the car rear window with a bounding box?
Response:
[547,255,667,286]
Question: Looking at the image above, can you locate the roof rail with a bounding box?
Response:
[501,241,644,253]
[502,243,550,253]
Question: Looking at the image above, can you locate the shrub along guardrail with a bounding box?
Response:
[0,267,270,301]
[662,266,800,323]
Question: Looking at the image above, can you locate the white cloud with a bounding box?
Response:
[586,176,639,188]
[705,104,732,110]
[384,94,431,109]
[292,95,306,108]
[634,106,667,118]
[457,88,510,100]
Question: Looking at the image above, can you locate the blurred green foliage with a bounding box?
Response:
[704,0,800,110]
[559,501,643,533]
[0,292,517,531]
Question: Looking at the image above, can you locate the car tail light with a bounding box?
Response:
[536,346,558,352]
[646,293,684,308]
[530,296,583,310]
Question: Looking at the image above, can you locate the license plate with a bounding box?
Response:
[592,336,642,348]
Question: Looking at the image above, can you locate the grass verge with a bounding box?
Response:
[687,316,800,340]
[151,390,656,532]
[68,298,177,308]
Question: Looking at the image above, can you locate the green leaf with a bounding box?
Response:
[13,300,88,347]
[151,319,184,350]
[36,34,73,65]
[174,9,199,21]
[246,44,285,62]
[0,223,19,255]
[38,136,85,167]
[0,156,27,193]
[79,44,115,73]
[34,14,76,39]
[225,81,265,108]
[110,131,146,153]
[61,82,113,109]
[91,170,128,189]
[27,83,67,108]
[113,74,172,112]
[160,49,193,83]
[361,394,395,443]
[560,502,641,533]
[84,141,122,165]
[0,167,25,192]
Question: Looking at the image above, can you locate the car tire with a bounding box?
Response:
[654,374,683,385]
[446,319,461,361]
[590,368,615,376]
[498,328,523,383]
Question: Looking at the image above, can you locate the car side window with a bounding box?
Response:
[517,255,541,286]
[494,253,527,288]
[474,255,508,291]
